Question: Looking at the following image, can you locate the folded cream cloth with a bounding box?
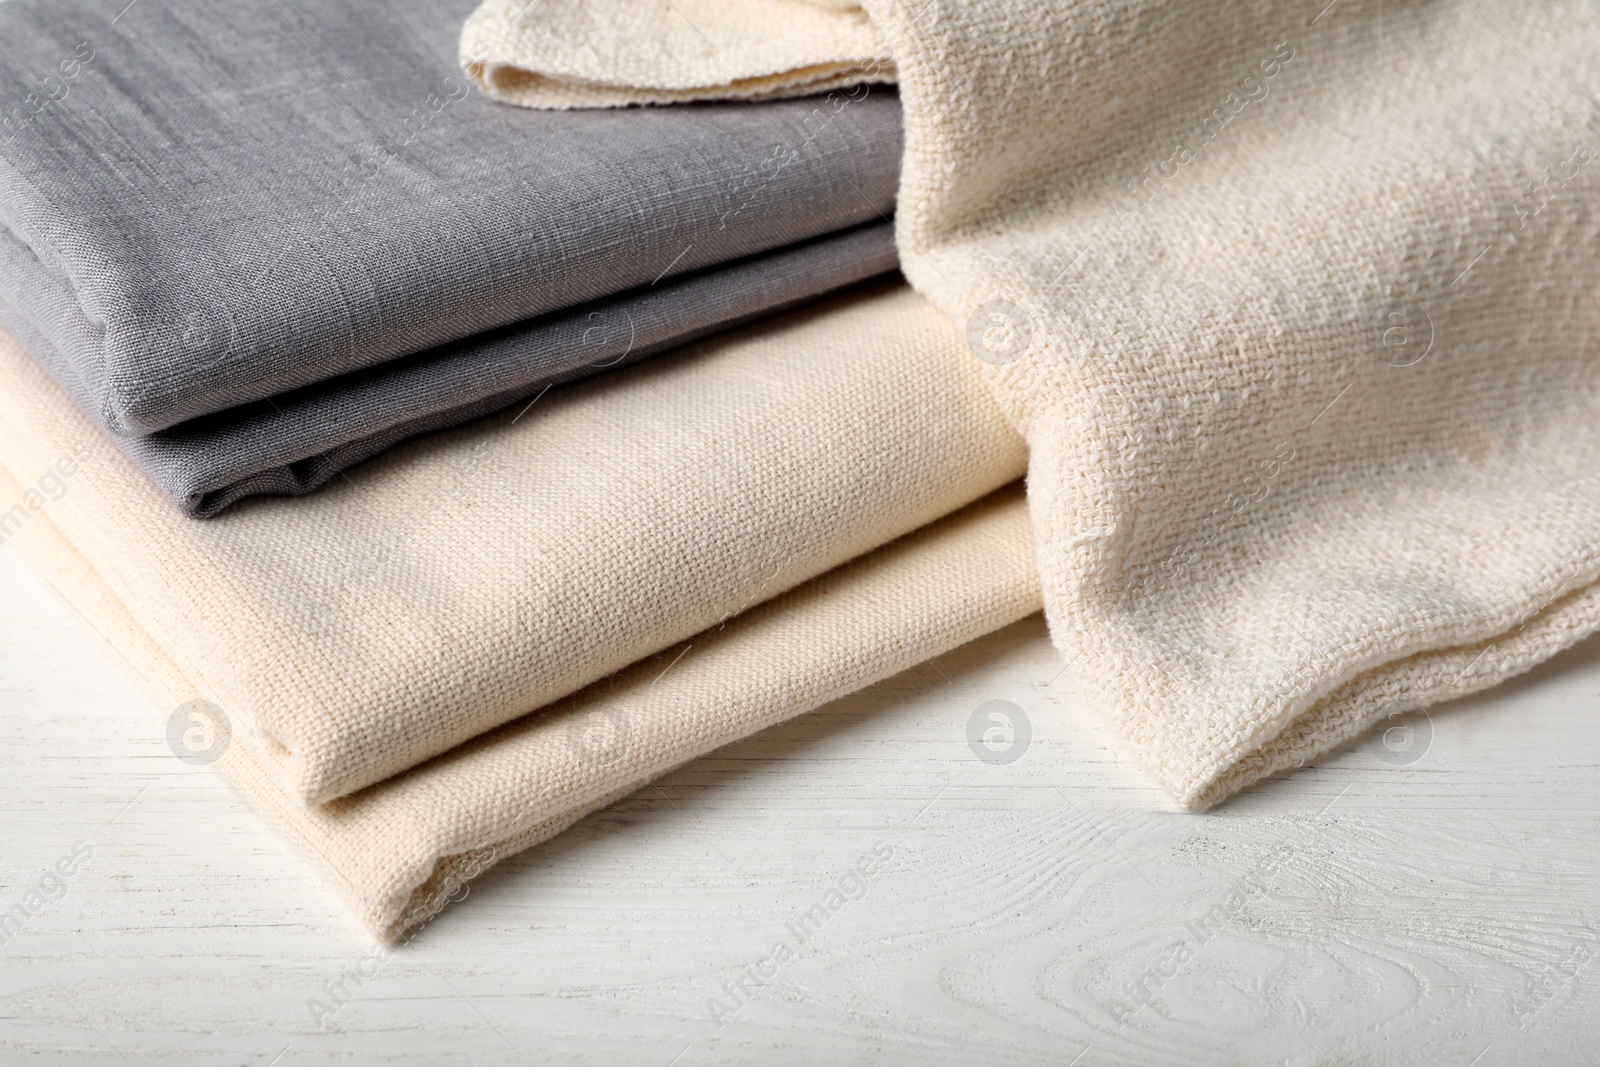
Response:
[1,452,1037,938]
[467,0,1600,808]
[462,0,892,107]
[0,281,1028,807]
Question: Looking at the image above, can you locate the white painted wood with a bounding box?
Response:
[2,540,1598,1065]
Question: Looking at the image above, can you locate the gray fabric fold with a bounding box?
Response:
[0,0,901,514]
[3,222,897,515]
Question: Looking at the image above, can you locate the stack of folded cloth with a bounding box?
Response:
[8,0,1600,939]
[0,0,1041,936]
[0,0,905,517]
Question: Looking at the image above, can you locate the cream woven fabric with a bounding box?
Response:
[0,282,1027,806]
[1,450,1037,938]
[462,0,891,107]
[466,0,1600,808]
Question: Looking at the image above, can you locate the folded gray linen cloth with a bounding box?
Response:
[0,0,901,515]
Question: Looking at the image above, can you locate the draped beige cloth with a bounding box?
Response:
[467,0,1600,807]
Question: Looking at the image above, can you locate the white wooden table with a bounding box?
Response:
[2,541,1598,1065]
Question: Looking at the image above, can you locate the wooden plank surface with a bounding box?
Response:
[1,541,1597,1065]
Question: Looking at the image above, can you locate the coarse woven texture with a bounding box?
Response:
[487,0,1600,809]
[0,453,1039,939]
[463,0,892,108]
[0,0,903,514]
[0,281,1027,806]
[5,221,898,517]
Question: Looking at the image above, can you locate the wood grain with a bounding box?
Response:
[2,543,1598,1065]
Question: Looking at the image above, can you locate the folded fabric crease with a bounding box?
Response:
[0,0,903,513]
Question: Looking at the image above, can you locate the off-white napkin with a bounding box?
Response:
[0,281,1027,807]
[466,0,1600,807]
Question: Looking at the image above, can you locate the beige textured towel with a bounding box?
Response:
[1,452,1038,937]
[0,282,1026,807]
[467,0,1600,808]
